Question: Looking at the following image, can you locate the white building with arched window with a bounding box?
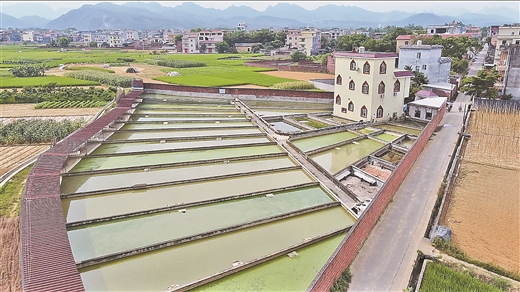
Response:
[332,49,413,122]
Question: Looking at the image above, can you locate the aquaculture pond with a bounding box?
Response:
[60,93,357,291]
[290,131,360,153]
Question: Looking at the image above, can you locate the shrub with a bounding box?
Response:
[330,267,352,292]
[64,70,133,87]
[152,59,206,68]
[271,81,315,90]
[0,118,85,145]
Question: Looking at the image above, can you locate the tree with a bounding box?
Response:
[89,41,97,48]
[50,39,56,47]
[451,58,469,76]
[405,66,429,100]
[290,50,307,61]
[251,43,263,53]
[174,34,183,42]
[215,41,230,53]
[199,43,207,53]
[270,40,284,49]
[58,37,70,48]
[460,69,501,98]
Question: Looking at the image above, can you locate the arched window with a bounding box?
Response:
[336,75,342,85]
[360,105,367,118]
[380,61,387,74]
[363,61,370,74]
[348,101,354,112]
[394,80,401,92]
[376,105,384,118]
[335,95,341,105]
[362,81,369,94]
[349,80,355,90]
[350,60,357,70]
[378,81,385,94]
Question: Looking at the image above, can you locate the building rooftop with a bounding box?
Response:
[409,96,447,108]
[394,71,415,78]
[425,82,456,91]
[335,51,398,58]
[399,45,444,50]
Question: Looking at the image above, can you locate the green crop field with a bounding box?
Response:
[0,76,99,88]
[65,66,115,73]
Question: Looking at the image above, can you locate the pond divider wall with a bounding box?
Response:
[305,135,367,156]
[76,201,341,269]
[66,182,320,227]
[20,90,144,292]
[308,102,446,291]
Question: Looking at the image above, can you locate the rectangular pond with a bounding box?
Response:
[68,185,335,262]
[61,156,297,195]
[89,137,270,156]
[62,169,315,223]
[120,121,254,130]
[310,138,386,174]
[107,128,262,141]
[290,131,360,153]
[133,109,241,115]
[375,124,423,136]
[269,121,304,134]
[373,132,401,142]
[78,207,355,291]
[70,144,284,172]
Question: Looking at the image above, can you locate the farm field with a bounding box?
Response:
[0,145,48,177]
[0,103,102,118]
[441,104,520,275]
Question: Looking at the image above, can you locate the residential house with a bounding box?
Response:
[488,25,500,47]
[124,30,139,43]
[237,23,247,32]
[197,30,224,53]
[407,97,447,122]
[22,31,35,42]
[181,32,199,53]
[235,43,261,53]
[322,28,349,42]
[495,44,520,99]
[397,40,452,84]
[332,48,414,122]
[426,22,466,35]
[396,34,475,54]
[493,25,520,65]
[286,29,301,49]
[109,33,122,48]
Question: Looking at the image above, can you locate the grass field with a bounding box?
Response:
[0,45,302,87]
[0,76,99,88]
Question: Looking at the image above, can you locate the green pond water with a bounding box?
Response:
[79,207,355,291]
[134,109,240,115]
[375,124,422,136]
[89,137,270,155]
[137,103,236,110]
[291,131,360,153]
[270,121,303,133]
[331,116,358,124]
[71,144,283,172]
[374,133,400,142]
[254,109,326,117]
[193,232,346,292]
[68,186,334,262]
[107,128,262,141]
[358,128,376,134]
[310,139,385,174]
[397,138,416,149]
[62,169,314,223]
[134,116,246,122]
[120,121,254,130]
[61,156,297,195]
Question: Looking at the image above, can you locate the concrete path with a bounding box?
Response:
[347,47,487,291]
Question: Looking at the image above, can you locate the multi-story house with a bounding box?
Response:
[332,47,414,122]
[488,25,500,47]
[321,28,349,42]
[237,23,247,32]
[299,28,320,56]
[285,29,301,49]
[493,26,520,65]
[197,30,223,53]
[123,30,139,43]
[397,41,452,84]
[22,31,35,43]
[426,22,466,35]
[181,32,199,53]
[109,33,122,47]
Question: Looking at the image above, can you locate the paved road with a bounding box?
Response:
[348,48,486,291]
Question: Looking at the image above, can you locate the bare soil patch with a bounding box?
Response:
[0,216,21,292]
[0,145,49,177]
[260,70,334,81]
[0,103,101,118]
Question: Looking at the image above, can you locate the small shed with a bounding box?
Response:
[407,97,447,122]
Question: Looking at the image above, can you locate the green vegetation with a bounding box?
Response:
[64,70,133,87]
[0,118,85,145]
[0,84,114,104]
[65,66,115,73]
[307,119,330,129]
[419,261,503,292]
[460,69,501,99]
[8,64,48,77]
[271,81,315,90]
[0,164,33,217]
[330,267,352,292]
[0,76,98,88]
[147,59,206,68]
[34,100,107,109]
[432,238,520,282]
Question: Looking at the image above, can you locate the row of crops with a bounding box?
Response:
[145,59,206,68]
[64,70,133,87]
[0,118,85,145]
[34,100,108,109]
[0,84,115,104]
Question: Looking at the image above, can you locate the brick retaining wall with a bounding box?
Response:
[308,103,446,291]
[20,90,144,291]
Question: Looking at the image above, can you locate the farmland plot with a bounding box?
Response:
[0,145,48,176]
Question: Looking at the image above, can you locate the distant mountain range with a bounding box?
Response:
[0,2,517,30]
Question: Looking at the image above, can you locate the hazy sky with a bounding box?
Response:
[1,1,519,14]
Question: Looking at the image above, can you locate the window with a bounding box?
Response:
[380,61,387,74]
[350,60,357,70]
[363,62,370,74]
[362,81,369,94]
[378,81,385,94]
[417,52,421,59]
[394,80,400,92]
[425,111,432,120]
[360,106,368,118]
[336,75,342,85]
[415,65,420,71]
[348,101,354,111]
[414,110,421,118]
[376,106,384,118]
[422,65,427,70]
[349,80,355,90]
[512,32,515,35]
[404,41,409,45]
[335,95,341,105]
[341,107,347,113]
